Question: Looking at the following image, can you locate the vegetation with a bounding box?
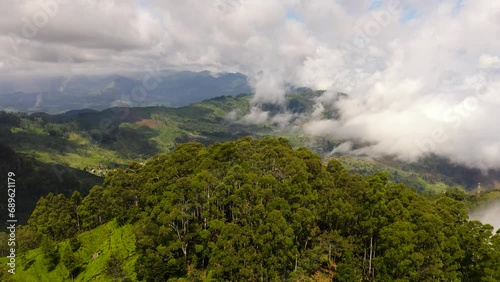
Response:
[2,92,500,280]
[4,137,499,281]
[0,142,101,226]
[0,95,267,226]
[2,93,498,226]
[0,221,137,282]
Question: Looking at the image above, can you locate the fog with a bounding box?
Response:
[470,202,500,233]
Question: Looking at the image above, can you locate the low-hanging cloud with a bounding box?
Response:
[470,201,500,233]
[2,0,500,170]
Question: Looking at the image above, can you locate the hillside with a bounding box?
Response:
[0,94,262,168]
[2,137,499,281]
[2,93,500,227]
[3,91,497,190]
[0,221,136,282]
[0,143,101,227]
[0,94,271,226]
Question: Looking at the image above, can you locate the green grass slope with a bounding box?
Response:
[0,220,137,282]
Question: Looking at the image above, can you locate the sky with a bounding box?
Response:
[1,0,500,170]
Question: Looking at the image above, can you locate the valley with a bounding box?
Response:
[1,92,499,228]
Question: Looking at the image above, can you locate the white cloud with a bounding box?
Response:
[479,54,500,68]
[241,107,269,125]
[328,141,354,156]
[470,201,500,232]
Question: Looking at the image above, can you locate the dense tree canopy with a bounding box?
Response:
[21,137,500,281]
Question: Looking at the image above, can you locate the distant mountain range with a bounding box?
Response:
[0,71,252,114]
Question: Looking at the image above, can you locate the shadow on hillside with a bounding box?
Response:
[51,107,163,159]
[1,129,82,155]
[0,143,102,227]
[170,105,214,118]
[102,125,161,159]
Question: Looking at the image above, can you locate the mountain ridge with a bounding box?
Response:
[1,93,500,229]
[0,71,252,114]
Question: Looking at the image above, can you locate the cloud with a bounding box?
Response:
[470,201,500,232]
[301,0,500,170]
[328,141,354,156]
[2,0,500,170]
[480,54,500,68]
[241,107,269,125]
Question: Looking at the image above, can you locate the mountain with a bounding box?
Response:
[1,92,500,281]
[1,137,499,281]
[0,71,252,114]
[147,71,251,106]
[1,92,500,229]
[0,94,268,227]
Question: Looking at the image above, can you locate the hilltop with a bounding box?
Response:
[1,137,499,281]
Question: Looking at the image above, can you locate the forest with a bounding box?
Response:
[1,94,497,226]
[1,137,499,281]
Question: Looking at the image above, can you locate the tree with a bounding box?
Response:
[70,191,83,232]
[61,244,79,281]
[28,193,76,241]
[77,186,110,230]
[17,137,500,280]
[41,238,59,271]
[104,252,126,281]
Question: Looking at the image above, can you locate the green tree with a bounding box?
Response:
[61,244,79,280]
[41,237,59,271]
[77,186,110,230]
[104,252,126,282]
[18,137,500,281]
